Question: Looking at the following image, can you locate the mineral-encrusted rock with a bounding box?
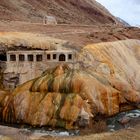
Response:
[1,39,140,129]
[1,63,140,129]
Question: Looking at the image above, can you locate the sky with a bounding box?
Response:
[96,0,140,26]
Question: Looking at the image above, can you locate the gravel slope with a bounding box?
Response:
[0,0,119,25]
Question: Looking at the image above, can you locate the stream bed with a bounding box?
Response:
[0,110,139,139]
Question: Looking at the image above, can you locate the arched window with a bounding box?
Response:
[59,54,66,61]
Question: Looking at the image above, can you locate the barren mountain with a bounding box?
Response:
[0,0,119,25]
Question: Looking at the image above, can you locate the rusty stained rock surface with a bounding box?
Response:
[0,39,140,129]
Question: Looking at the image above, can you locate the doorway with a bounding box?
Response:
[59,54,66,61]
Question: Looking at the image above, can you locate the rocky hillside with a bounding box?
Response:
[0,0,119,25]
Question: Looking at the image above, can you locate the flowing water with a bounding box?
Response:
[107,110,140,132]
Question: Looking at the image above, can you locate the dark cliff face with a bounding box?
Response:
[0,0,119,25]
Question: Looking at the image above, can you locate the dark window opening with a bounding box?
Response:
[59,54,65,61]
[68,54,72,60]
[36,54,42,61]
[10,54,16,61]
[47,54,51,60]
[53,54,56,60]
[0,53,7,61]
[19,54,25,61]
[28,54,34,61]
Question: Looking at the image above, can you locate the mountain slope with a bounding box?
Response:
[0,0,119,25]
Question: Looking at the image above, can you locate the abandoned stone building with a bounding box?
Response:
[43,16,57,25]
[0,49,75,90]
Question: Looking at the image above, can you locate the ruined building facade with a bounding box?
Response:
[0,49,75,90]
